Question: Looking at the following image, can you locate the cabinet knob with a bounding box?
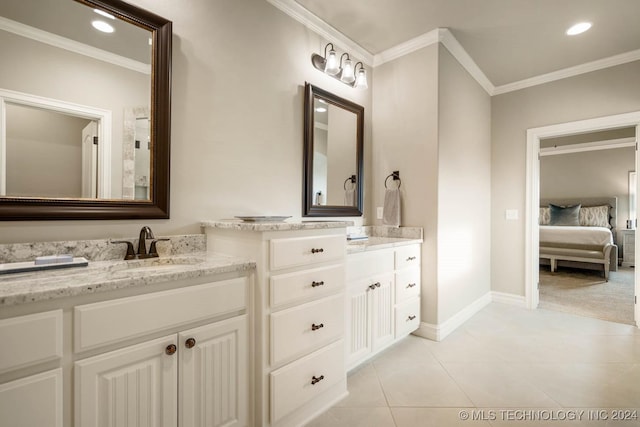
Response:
[406,283,416,288]
[311,281,325,287]
[407,315,416,321]
[311,375,325,385]
[311,323,324,331]
[368,284,376,290]
[185,338,196,349]
[311,248,324,254]
[406,256,416,261]
[375,282,381,288]
[165,344,177,355]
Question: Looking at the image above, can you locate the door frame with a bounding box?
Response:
[525,111,640,325]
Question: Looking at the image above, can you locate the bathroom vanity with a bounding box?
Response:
[203,221,351,427]
[0,236,254,427]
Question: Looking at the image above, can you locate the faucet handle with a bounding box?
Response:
[111,240,137,260]
[148,238,170,257]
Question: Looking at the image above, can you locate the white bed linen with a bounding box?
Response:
[539,226,613,246]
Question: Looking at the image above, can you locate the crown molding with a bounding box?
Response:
[372,28,440,67]
[0,16,150,74]
[266,0,374,65]
[493,48,640,95]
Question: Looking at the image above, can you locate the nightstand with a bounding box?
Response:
[619,229,635,267]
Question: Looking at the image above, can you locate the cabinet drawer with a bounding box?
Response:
[346,250,394,281]
[270,339,344,423]
[395,297,420,338]
[395,269,420,303]
[75,277,247,352]
[270,235,345,270]
[0,310,62,373]
[395,245,421,270]
[271,294,344,365]
[271,264,344,308]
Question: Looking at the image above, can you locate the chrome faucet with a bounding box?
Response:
[112,226,169,260]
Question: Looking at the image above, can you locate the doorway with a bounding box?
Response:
[525,111,640,326]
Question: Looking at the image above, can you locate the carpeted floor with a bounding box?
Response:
[539,265,636,325]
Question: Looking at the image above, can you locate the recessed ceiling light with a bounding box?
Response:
[92,20,114,33]
[93,9,115,19]
[566,22,592,36]
[315,107,327,113]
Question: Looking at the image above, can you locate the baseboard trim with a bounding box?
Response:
[491,291,527,308]
[413,292,492,341]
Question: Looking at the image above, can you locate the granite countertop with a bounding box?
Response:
[0,252,255,307]
[346,236,423,254]
[201,219,353,232]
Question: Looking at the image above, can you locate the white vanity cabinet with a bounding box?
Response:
[204,224,348,427]
[74,278,249,427]
[0,310,63,427]
[346,243,421,370]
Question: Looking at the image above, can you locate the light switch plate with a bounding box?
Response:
[505,209,519,220]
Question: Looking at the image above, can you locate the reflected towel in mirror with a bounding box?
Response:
[344,188,356,206]
[383,188,401,227]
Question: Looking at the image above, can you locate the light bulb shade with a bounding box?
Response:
[324,49,340,75]
[340,59,355,84]
[354,67,368,89]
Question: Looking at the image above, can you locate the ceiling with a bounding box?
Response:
[292,0,640,89]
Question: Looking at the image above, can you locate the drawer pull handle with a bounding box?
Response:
[311,323,324,331]
[165,344,177,355]
[368,283,378,290]
[311,281,325,287]
[406,283,417,288]
[185,338,196,349]
[311,248,324,254]
[311,375,325,385]
[375,282,381,288]
[407,315,416,321]
[406,256,417,261]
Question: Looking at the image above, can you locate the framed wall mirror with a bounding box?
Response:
[0,0,171,219]
[303,83,364,217]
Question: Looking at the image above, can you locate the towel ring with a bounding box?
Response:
[384,171,401,189]
[344,175,356,190]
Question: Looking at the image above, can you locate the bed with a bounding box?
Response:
[539,197,618,280]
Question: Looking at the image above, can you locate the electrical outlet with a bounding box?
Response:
[377,207,383,219]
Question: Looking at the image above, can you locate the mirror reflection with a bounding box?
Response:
[0,0,152,201]
[303,82,363,217]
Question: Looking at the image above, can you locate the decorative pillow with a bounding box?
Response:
[539,207,550,225]
[579,205,610,228]
[549,204,580,226]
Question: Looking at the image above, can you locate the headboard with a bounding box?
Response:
[540,197,618,240]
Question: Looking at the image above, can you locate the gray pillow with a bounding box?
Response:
[549,204,581,226]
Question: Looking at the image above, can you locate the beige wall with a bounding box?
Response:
[540,147,635,229]
[436,48,492,322]
[491,60,640,296]
[372,45,491,325]
[0,0,372,243]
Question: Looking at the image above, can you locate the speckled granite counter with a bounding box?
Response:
[201,219,353,232]
[347,236,423,254]
[0,234,254,307]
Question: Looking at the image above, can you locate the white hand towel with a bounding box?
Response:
[382,188,401,227]
[344,188,356,206]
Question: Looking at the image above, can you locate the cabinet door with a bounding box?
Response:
[0,368,62,427]
[179,315,248,427]
[371,273,394,352]
[346,281,371,368]
[75,335,178,427]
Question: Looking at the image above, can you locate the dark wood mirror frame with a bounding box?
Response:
[0,0,171,220]
[303,82,364,217]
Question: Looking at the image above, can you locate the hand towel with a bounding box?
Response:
[344,188,356,206]
[382,187,401,227]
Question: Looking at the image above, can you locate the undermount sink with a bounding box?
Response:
[109,257,201,275]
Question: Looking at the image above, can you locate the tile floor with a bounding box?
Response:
[306,303,640,427]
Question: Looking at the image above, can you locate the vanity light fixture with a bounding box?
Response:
[311,43,368,89]
[566,22,592,36]
[92,20,114,33]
